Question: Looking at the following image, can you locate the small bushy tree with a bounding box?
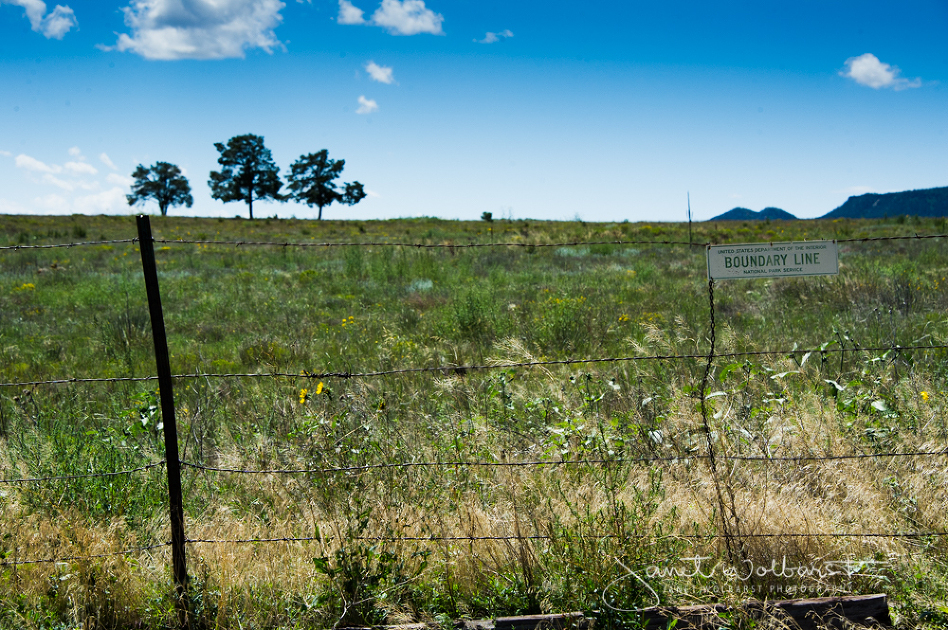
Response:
[209,134,283,219]
[126,162,193,216]
[286,150,366,220]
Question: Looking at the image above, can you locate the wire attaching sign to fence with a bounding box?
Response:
[707,240,838,280]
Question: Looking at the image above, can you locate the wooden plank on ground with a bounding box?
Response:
[491,612,591,630]
[341,612,591,630]
[341,596,889,630]
[636,593,891,629]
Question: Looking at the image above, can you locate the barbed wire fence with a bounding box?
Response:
[1,216,947,624]
[4,342,948,389]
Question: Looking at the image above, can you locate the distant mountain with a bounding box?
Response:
[822,187,948,219]
[709,207,798,221]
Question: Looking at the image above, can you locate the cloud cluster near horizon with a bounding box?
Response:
[7,148,130,214]
[104,0,285,60]
[1,0,77,39]
[840,53,921,90]
[338,0,443,36]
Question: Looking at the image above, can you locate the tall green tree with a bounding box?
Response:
[126,162,193,216]
[286,150,366,220]
[208,134,283,219]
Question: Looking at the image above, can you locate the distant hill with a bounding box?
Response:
[822,186,948,219]
[709,207,798,221]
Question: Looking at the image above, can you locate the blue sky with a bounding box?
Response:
[1,0,946,222]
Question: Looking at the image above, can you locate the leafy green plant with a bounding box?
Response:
[312,516,429,627]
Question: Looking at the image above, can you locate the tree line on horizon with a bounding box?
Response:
[126,134,366,220]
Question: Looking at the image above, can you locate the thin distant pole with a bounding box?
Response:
[136,215,189,628]
[688,192,693,246]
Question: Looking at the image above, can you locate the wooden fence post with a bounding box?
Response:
[136,215,189,627]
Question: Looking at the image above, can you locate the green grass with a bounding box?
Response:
[1,213,948,628]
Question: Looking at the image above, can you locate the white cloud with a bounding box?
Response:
[356,95,378,114]
[0,150,11,157]
[33,193,69,212]
[371,0,441,35]
[338,0,442,35]
[99,152,117,169]
[74,188,128,214]
[65,161,97,175]
[15,151,106,196]
[32,188,128,215]
[42,173,99,191]
[43,174,76,190]
[0,197,29,214]
[365,189,381,198]
[107,172,134,187]
[476,29,511,44]
[1,0,78,39]
[337,0,364,24]
[7,148,134,214]
[109,0,285,60]
[39,4,75,38]
[840,53,921,91]
[15,153,62,174]
[365,60,395,84]
[2,0,44,27]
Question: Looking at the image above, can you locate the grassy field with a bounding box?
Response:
[1,213,948,629]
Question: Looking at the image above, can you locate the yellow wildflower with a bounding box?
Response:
[316,382,324,395]
[920,391,929,402]
[299,388,308,404]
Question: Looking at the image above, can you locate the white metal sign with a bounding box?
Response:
[707,241,838,280]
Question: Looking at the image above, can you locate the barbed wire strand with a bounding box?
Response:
[0,542,170,567]
[355,531,948,540]
[155,237,701,249]
[0,375,159,388]
[0,461,165,485]
[152,233,948,248]
[3,341,944,389]
[184,531,948,546]
[0,447,937,487]
[178,449,948,477]
[4,232,944,254]
[0,238,139,251]
[837,233,948,243]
